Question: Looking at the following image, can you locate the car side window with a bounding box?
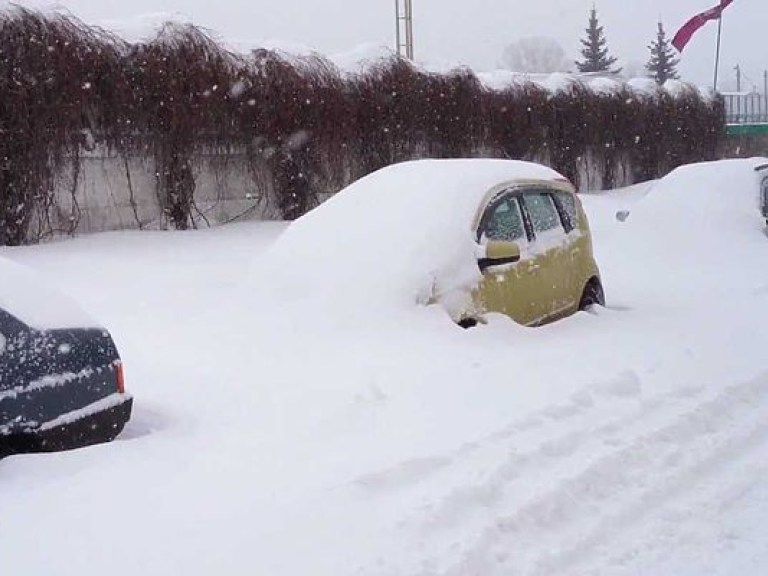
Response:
[480,197,526,243]
[555,192,578,231]
[523,192,563,235]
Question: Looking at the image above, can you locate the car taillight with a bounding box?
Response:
[116,361,126,394]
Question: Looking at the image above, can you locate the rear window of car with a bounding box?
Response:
[555,192,579,230]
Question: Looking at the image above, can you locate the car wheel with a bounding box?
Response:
[579,279,605,311]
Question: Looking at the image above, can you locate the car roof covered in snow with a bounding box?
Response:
[612,157,768,305]
[0,256,100,331]
[626,158,767,246]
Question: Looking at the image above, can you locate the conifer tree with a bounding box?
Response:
[646,22,680,85]
[576,6,620,74]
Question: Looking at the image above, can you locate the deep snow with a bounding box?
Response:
[2,159,768,575]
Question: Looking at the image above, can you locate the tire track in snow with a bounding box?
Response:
[436,372,768,576]
[368,372,692,527]
[573,458,768,576]
[353,372,708,575]
[420,378,666,530]
[354,371,652,497]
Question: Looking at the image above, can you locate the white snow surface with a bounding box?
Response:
[2,159,768,576]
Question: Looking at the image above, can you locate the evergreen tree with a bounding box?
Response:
[576,6,620,74]
[646,22,680,85]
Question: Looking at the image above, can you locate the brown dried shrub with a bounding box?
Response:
[234,50,352,219]
[0,10,726,244]
[124,23,239,229]
[0,8,126,244]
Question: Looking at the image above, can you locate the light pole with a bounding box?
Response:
[395,0,414,59]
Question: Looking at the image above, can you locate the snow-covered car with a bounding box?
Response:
[263,158,603,327]
[0,259,132,457]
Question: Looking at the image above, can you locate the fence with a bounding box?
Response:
[723,91,768,125]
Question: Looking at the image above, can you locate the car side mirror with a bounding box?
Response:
[615,210,630,222]
[478,240,521,272]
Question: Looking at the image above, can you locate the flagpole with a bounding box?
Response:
[713,3,724,91]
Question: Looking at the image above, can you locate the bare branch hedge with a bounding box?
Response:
[0,9,724,245]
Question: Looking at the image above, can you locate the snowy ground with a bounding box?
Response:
[2,159,768,575]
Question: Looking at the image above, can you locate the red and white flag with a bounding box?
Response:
[672,0,735,52]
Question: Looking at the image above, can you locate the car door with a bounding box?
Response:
[552,190,586,312]
[518,190,572,323]
[474,191,544,325]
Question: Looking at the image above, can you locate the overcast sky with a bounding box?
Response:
[13,0,767,90]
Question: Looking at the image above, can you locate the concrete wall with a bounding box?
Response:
[33,145,638,240]
[33,147,276,240]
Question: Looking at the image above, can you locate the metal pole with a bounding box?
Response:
[406,0,414,59]
[713,9,723,91]
[735,64,741,121]
[763,70,767,123]
[395,0,413,59]
[395,0,401,56]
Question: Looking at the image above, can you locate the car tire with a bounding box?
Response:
[579,279,605,311]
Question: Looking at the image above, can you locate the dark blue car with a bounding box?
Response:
[0,262,132,458]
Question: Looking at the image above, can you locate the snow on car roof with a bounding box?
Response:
[0,256,100,331]
[258,159,564,324]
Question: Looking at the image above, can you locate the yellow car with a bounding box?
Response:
[264,159,603,330]
[460,177,603,327]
